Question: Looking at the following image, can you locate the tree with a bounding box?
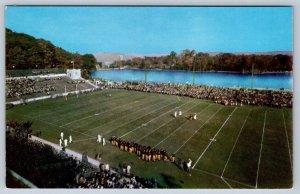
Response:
[81,54,96,78]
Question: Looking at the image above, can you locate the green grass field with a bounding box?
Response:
[6,89,293,188]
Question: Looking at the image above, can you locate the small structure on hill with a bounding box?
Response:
[67,69,82,80]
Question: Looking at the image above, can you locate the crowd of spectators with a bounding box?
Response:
[6,78,55,98]
[104,81,292,108]
[6,121,158,188]
[67,80,86,84]
[6,77,97,100]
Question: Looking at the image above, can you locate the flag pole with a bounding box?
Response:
[65,85,67,101]
[76,84,78,98]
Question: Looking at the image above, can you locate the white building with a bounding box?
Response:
[67,69,82,79]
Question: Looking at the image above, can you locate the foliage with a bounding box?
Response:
[118,51,292,73]
[6,28,97,77]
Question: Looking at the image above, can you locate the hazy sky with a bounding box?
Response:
[5,6,293,54]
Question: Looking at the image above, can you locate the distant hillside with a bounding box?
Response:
[6,28,97,78]
[207,51,293,56]
[94,51,292,64]
[5,28,96,69]
[93,53,167,64]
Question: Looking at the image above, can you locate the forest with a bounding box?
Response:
[111,50,292,73]
[6,28,97,78]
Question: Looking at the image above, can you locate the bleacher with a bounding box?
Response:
[6,76,96,103]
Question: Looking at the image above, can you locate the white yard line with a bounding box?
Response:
[77,98,164,133]
[154,104,211,148]
[174,106,223,154]
[30,89,122,118]
[102,101,176,136]
[192,107,238,169]
[53,92,140,123]
[282,111,293,172]
[60,99,142,127]
[223,177,255,189]
[73,137,97,143]
[221,177,232,188]
[221,109,252,177]
[18,112,95,138]
[193,168,254,188]
[255,111,267,189]
[135,103,200,143]
[119,101,192,138]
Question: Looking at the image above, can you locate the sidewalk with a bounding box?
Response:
[30,136,100,167]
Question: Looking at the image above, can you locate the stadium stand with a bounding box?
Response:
[6,120,159,188]
[99,81,293,108]
[6,76,96,102]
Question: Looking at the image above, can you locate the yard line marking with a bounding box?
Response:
[102,101,176,136]
[76,97,164,132]
[193,167,220,178]
[154,104,211,148]
[17,111,94,138]
[223,177,255,189]
[31,90,125,118]
[119,101,192,138]
[174,106,223,154]
[192,107,238,169]
[282,111,293,172]
[53,92,142,123]
[221,177,232,188]
[73,137,96,143]
[255,111,267,189]
[221,109,252,177]
[60,99,142,127]
[193,168,254,188]
[135,103,200,143]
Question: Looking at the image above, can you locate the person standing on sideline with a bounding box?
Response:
[59,138,62,147]
[64,139,68,147]
[186,158,192,176]
[60,132,64,140]
[193,114,197,120]
[69,135,72,144]
[127,164,131,175]
[97,134,102,143]
[179,110,182,116]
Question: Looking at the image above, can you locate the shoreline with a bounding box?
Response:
[90,78,293,92]
[93,68,292,75]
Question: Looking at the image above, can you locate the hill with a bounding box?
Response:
[93,53,167,65]
[6,28,97,78]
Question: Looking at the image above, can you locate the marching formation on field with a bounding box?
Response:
[110,136,176,163]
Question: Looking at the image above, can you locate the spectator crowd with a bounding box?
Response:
[103,81,292,108]
[6,120,158,188]
[6,78,55,98]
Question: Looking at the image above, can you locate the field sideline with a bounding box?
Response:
[6,89,293,188]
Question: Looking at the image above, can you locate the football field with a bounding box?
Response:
[6,89,293,188]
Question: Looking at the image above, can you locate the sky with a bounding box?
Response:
[5,6,293,55]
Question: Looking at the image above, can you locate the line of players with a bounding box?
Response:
[110,136,176,163]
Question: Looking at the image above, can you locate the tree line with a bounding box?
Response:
[6,28,98,78]
[111,49,292,73]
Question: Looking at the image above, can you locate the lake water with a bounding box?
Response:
[91,69,293,90]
